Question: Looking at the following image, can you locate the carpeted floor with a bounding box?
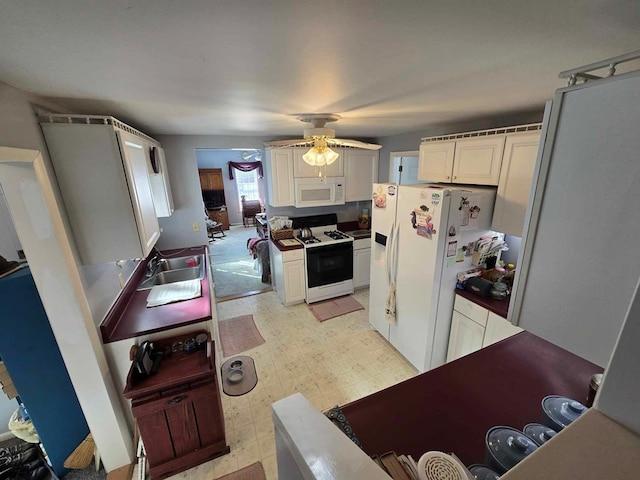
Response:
[209,226,271,300]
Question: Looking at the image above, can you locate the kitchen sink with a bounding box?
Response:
[137,256,205,291]
[157,255,204,271]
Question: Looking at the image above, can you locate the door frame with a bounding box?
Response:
[389,150,419,184]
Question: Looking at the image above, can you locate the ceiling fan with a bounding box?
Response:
[270,114,381,167]
[276,114,382,150]
[240,150,262,161]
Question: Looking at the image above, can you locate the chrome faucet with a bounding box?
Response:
[146,254,159,277]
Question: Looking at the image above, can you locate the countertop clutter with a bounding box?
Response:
[100,246,212,343]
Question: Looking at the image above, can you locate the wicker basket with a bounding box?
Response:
[271,228,294,240]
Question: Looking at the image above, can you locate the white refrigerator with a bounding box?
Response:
[369,183,496,372]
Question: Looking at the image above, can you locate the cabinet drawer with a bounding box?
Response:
[132,378,216,416]
[454,295,489,327]
[283,248,304,262]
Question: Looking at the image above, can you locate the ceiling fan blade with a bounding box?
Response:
[330,138,382,150]
[266,138,312,147]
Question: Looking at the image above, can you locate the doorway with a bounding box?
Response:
[389,150,425,185]
[196,149,272,302]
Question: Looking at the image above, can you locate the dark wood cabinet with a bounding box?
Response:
[208,208,230,230]
[199,168,224,190]
[124,331,229,479]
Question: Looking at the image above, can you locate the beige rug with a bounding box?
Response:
[309,296,365,322]
[215,461,265,480]
[218,314,265,357]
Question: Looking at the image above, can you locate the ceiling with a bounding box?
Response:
[1,1,638,138]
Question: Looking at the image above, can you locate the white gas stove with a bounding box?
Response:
[295,225,353,248]
[291,215,354,304]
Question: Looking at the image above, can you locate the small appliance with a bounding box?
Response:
[294,177,345,208]
[135,341,162,376]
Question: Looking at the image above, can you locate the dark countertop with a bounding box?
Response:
[270,236,304,252]
[456,287,510,318]
[100,246,212,344]
[341,331,603,467]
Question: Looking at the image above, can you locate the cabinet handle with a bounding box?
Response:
[167,394,187,405]
[453,176,457,180]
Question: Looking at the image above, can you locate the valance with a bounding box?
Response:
[228,161,263,180]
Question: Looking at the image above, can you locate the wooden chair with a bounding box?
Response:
[241,197,263,227]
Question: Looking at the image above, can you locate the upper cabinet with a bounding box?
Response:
[149,146,174,217]
[265,148,295,207]
[418,136,505,185]
[199,168,224,190]
[344,149,379,201]
[40,116,162,264]
[265,146,378,207]
[293,147,344,177]
[491,132,541,236]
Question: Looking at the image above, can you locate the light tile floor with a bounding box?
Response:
[163,288,417,480]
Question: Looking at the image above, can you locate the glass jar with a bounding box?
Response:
[491,282,508,300]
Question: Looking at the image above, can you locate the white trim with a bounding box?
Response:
[421,123,542,143]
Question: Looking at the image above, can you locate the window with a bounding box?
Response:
[235,169,259,207]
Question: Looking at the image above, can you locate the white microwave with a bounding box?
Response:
[294,177,346,208]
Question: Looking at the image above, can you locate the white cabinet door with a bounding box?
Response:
[116,131,161,258]
[353,248,371,289]
[345,150,378,202]
[418,141,455,182]
[446,311,486,363]
[452,136,505,185]
[293,147,344,177]
[266,149,295,207]
[283,259,305,305]
[0,190,22,261]
[482,312,523,348]
[149,146,175,217]
[491,132,541,236]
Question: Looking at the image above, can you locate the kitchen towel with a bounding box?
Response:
[146,279,202,307]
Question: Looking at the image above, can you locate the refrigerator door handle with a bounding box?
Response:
[391,223,400,281]
[386,222,395,284]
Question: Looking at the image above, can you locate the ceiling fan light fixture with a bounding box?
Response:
[302,143,339,167]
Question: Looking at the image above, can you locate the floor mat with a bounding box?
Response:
[309,296,365,322]
[214,461,265,480]
[220,355,258,396]
[218,314,265,357]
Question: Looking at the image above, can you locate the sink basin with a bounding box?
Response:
[137,265,204,291]
[158,255,204,271]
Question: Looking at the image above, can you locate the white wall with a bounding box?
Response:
[155,135,273,250]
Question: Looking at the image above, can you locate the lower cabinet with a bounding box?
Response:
[124,331,229,479]
[446,295,522,363]
[270,242,306,305]
[353,238,371,289]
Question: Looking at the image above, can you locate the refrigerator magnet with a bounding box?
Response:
[431,192,441,206]
[448,226,457,237]
[373,185,387,208]
[456,246,466,262]
[447,241,457,257]
[413,206,436,239]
